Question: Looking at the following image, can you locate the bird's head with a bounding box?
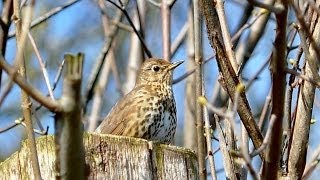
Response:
[136,58,183,86]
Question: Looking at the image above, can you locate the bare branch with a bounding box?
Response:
[28,32,55,100]
[0,56,61,112]
[8,0,81,38]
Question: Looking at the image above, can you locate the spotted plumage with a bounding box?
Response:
[95,58,183,144]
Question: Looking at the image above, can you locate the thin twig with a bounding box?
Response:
[216,0,238,69]
[291,2,320,62]
[258,89,272,130]
[0,56,61,112]
[203,97,217,179]
[247,0,284,14]
[84,3,126,113]
[105,0,152,58]
[171,22,189,58]
[0,0,14,92]
[146,0,161,7]
[302,144,320,179]
[231,11,266,43]
[27,32,55,100]
[251,114,276,157]
[214,114,237,180]
[0,117,47,134]
[8,0,81,38]
[34,58,65,111]
[0,118,24,133]
[173,57,213,84]
[246,56,270,90]
[285,68,320,87]
[88,0,118,131]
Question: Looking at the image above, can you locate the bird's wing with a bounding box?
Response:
[95,85,155,135]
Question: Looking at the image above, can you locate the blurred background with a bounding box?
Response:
[0,0,319,179]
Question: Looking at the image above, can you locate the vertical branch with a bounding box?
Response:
[13,0,41,179]
[202,97,217,180]
[288,2,320,179]
[55,53,85,179]
[216,0,238,69]
[235,0,275,73]
[87,0,117,131]
[183,0,197,152]
[27,32,55,100]
[84,1,127,113]
[193,0,206,179]
[261,0,288,178]
[200,0,264,157]
[0,0,13,90]
[124,0,146,93]
[161,0,171,60]
[214,115,237,180]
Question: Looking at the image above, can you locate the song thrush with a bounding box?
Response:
[95,58,183,144]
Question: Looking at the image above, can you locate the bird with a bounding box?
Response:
[95,58,183,144]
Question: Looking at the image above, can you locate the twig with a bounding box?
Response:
[246,56,270,90]
[34,58,65,111]
[216,0,238,69]
[231,2,253,47]
[0,79,15,106]
[235,0,275,76]
[183,1,197,151]
[83,3,126,113]
[231,11,266,44]
[251,114,276,157]
[287,1,320,178]
[168,0,178,8]
[258,89,272,129]
[8,0,81,38]
[0,56,61,112]
[261,1,288,177]
[28,32,55,100]
[203,96,217,180]
[284,68,320,87]
[0,0,14,91]
[0,117,48,134]
[105,0,152,58]
[161,0,171,60]
[110,19,133,32]
[146,0,161,7]
[171,22,188,58]
[199,97,231,119]
[214,114,237,180]
[173,57,213,84]
[240,144,259,180]
[88,0,118,131]
[193,0,206,179]
[201,0,264,157]
[302,144,320,179]
[291,2,320,62]
[247,0,284,14]
[0,118,24,133]
[13,0,41,179]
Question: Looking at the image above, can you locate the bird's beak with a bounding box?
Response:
[168,60,184,70]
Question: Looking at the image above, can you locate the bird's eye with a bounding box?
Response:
[152,65,160,72]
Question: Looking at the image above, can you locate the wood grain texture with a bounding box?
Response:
[0,134,198,180]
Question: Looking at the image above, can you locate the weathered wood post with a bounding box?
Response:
[0,134,198,179]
